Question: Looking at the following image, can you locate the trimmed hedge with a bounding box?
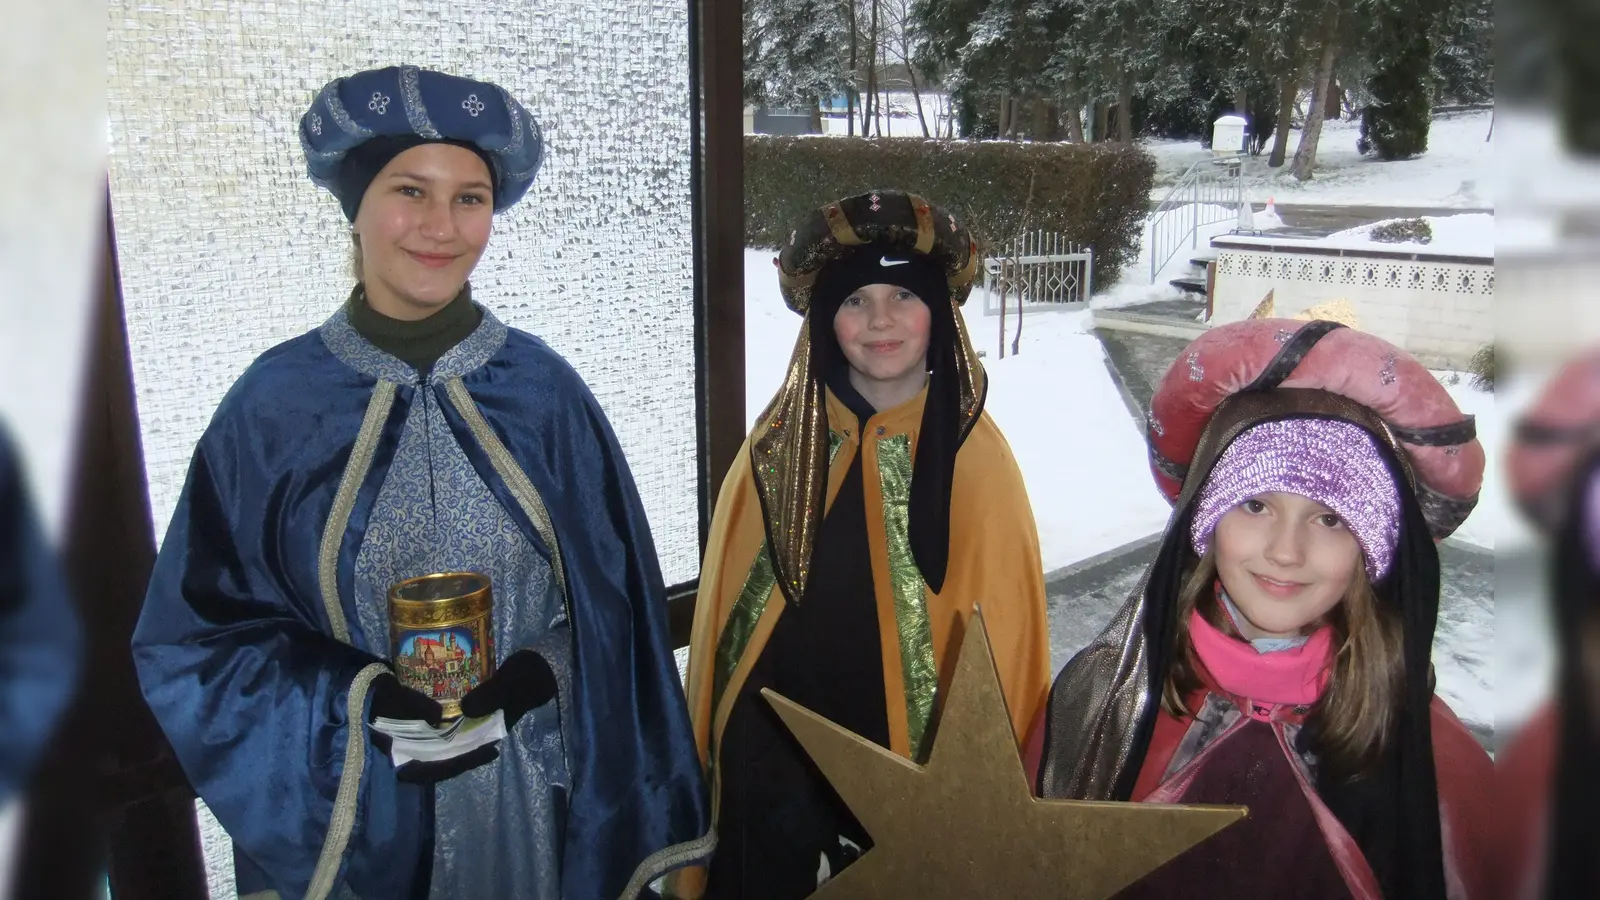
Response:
[746,137,1156,290]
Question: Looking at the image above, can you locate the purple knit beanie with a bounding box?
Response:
[1189,418,1402,580]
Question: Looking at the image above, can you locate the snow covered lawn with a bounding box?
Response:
[1320,213,1493,257]
[1146,109,1492,208]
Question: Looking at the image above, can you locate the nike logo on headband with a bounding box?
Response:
[880,256,911,267]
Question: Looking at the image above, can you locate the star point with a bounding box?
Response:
[762,608,1245,899]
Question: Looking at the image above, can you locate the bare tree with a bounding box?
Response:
[1116,72,1134,143]
[887,0,931,137]
[1291,6,1340,181]
[860,0,881,135]
[845,0,858,135]
[1268,73,1298,167]
[1063,85,1085,142]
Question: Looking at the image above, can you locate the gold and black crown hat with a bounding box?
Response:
[776,190,980,315]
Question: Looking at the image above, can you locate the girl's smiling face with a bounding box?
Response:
[1211,491,1363,640]
[354,142,494,320]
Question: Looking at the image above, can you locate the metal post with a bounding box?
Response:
[1235,158,1252,231]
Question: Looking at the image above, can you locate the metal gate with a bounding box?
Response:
[980,231,1093,315]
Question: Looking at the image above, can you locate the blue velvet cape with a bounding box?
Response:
[0,424,81,801]
[131,307,711,899]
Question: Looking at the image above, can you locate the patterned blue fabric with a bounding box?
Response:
[300,65,544,213]
[348,339,569,899]
[0,424,81,801]
[131,305,709,899]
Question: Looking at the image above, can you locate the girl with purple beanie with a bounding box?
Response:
[1026,318,1492,899]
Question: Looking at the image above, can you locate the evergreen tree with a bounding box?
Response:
[1357,0,1440,160]
[910,0,994,135]
[1431,0,1492,103]
[1040,0,1164,141]
[744,0,853,117]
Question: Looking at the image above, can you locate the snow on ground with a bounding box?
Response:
[1318,212,1492,256]
[1433,371,1500,552]
[1145,109,1493,208]
[745,249,1172,572]
[1222,212,1495,257]
[819,92,953,138]
[965,312,1177,571]
[1091,203,1284,310]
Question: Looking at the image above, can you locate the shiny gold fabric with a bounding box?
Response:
[876,432,940,759]
[751,300,987,606]
[749,317,832,605]
[776,190,978,315]
[711,433,845,734]
[1039,390,1411,801]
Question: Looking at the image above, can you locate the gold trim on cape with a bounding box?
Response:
[750,306,987,605]
[617,829,720,900]
[319,381,396,643]
[876,432,939,759]
[307,662,388,900]
[308,382,396,900]
[444,378,570,600]
[712,432,847,731]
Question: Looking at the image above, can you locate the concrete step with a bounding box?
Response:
[1092,307,1209,340]
[1169,276,1207,296]
[1188,255,1216,268]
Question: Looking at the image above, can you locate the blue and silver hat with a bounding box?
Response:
[299,65,544,217]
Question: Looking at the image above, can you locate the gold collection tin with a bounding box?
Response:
[388,572,496,720]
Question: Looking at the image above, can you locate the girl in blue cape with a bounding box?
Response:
[131,66,711,900]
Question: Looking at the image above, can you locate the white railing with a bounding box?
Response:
[980,231,1093,315]
[1149,156,1244,283]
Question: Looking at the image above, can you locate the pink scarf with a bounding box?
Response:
[1188,610,1334,708]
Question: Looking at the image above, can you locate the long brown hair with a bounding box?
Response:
[1159,547,1406,781]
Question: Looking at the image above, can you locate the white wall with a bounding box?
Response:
[1211,245,1493,369]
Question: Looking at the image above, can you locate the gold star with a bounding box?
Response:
[762,608,1246,899]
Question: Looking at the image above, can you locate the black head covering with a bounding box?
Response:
[1038,389,1450,900]
[808,241,963,594]
[334,134,498,222]
[755,190,984,606]
[1542,450,1600,899]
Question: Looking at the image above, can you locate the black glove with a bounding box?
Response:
[459,649,557,728]
[367,673,499,784]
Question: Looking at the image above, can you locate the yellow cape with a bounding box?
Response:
[670,386,1051,897]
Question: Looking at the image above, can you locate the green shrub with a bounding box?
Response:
[745,136,1157,289]
[1468,343,1495,391]
[1358,4,1434,161]
[1369,218,1433,244]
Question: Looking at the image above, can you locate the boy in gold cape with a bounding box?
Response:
[671,191,1050,898]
